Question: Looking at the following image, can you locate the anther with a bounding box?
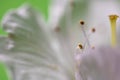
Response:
[80,20,85,25]
[78,43,84,49]
[91,28,96,33]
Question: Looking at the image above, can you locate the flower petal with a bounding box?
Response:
[0,4,75,80]
[75,47,120,80]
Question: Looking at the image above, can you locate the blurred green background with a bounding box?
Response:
[0,0,49,80]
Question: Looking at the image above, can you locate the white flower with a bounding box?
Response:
[0,0,120,80]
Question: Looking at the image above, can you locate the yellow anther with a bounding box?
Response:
[109,14,119,46]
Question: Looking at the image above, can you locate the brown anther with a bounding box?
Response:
[78,43,84,49]
[91,28,96,33]
[54,26,61,32]
[80,20,85,25]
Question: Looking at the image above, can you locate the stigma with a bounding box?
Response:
[109,14,119,47]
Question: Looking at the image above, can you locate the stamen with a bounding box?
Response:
[79,20,90,47]
[78,43,84,49]
[87,27,96,39]
[80,20,85,25]
[91,28,96,33]
[109,15,119,46]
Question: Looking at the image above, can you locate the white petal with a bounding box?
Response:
[1,4,74,80]
[75,47,120,80]
[48,0,69,28]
